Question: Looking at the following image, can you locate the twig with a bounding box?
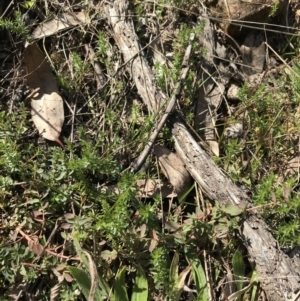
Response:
[16,227,80,261]
[70,101,76,143]
[265,42,300,79]
[0,0,13,18]
[131,33,195,172]
[33,220,59,264]
[24,87,40,104]
[84,44,106,89]
[203,249,213,301]
[50,268,64,301]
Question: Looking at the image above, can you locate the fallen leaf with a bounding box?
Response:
[149,229,158,253]
[28,239,44,255]
[207,140,219,157]
[227,83,240,101]
[154,145,192,198]
[63,272,73,283]
[100,250,118,262]
[284,156,300,177]
[241,31,265,77]
[32,12,88,39]
[136,179,176,198]
[140,224,147,237]
[60,223,71,230]
[283,186,292,202]
[149,238,158,252]
[24,43,64,143]
[101,179,176,198]
[64,213,75,220]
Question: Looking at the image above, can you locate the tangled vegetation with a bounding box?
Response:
[1,0,300,300]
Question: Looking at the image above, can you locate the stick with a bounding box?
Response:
[132,33,195,172]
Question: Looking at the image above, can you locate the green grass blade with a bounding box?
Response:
[250,270,259,301]
[169,252,179,283]
[68,266,104,301]
[232,249,245,292]
[168,252,180,300]
[191,261,208,301]
[68,266,92,301]
[114,266,129,301]
[131,265,148,301]
[97,268,113,299]
[174,264,192,301]
[73,235,89,269]
[71,236,109,301]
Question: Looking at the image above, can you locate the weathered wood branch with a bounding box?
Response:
[105,1,300,299]
[170,114,300,301]
[105,1,166,114]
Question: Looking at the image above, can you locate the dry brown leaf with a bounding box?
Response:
[207,140,219,157]
[208,0,286,37]
[28,239,44,255]
[102,179,176,198]
[227,83,240,101]
[284,157,300,178]
[63,272,73,283]
[154,145,192,198]
[24,44,64,143]
[149,238,158,253]
[136,179,176,198]
[32,12,88,39]
[149,229,159,252]
[140,224,147,237]
[241,31,265,77]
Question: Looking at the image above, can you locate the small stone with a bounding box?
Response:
[224,123,243,138]
[227,84,240,101]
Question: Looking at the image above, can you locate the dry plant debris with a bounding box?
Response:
[1,0,300,300]
[32,11,89,39]
[24,43,64,146]
[154,144,192,198]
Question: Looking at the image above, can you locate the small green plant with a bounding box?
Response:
[69,52,90,91]
[0,11,28,38]
[21,0,36,9]
[221,72,300,248]
[2,1,300,300]
[97,31,109,58]
[269,0,279,17]
[150,246,170,292]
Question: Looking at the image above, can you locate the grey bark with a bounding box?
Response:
[170,114,300,301]
[105,1,300,299]
[105,1,166,114]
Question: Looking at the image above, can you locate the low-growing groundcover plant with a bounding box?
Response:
[0,110,243,300]
[1,0,300,300]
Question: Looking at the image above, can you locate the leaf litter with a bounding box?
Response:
[1,0,300,300]
[32,12,89,39]
[24,43,64,147]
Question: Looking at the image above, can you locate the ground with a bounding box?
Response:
[1,0,300,300]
